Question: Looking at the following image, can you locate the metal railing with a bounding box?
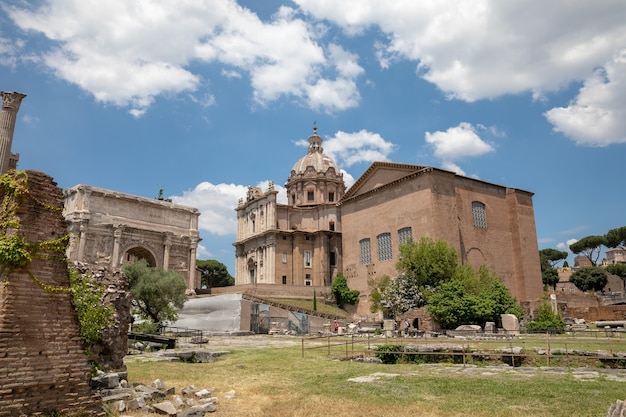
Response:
[301,330,626,368]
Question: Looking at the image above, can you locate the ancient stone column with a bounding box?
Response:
[163,232,172,270]
[0,91,27,175]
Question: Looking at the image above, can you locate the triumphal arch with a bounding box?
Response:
[63,184,201,290]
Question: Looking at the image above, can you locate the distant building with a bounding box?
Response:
[574,255,594,268]
[63,184,202,290]
[606,248,626,265]
[234,127,543,318]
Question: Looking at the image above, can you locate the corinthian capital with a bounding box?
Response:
[1,91,27,111]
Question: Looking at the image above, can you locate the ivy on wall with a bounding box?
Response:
[0,171,70,293]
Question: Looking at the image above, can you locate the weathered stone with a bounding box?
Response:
[152,379,166,390]
[101,391,133,403]
[64,185,201,292]
[179,405,210,417]
[153,400,177,416]
[182,384,199,396]
[195,388,212,398]
[223,390,237,399]
[111,400,126,412]
[501,314,520,335]
[126,396,147,411]
[135,384,166,400]
[172,394,186,408]
[91,371,120,389]
[456,324,482,331]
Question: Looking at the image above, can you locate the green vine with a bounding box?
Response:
[0,171,70,293]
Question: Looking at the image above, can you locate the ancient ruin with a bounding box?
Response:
[0,170,101,416]
[0,91,25,175]
[64,184,202,291]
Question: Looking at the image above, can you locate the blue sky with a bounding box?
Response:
[1,0,625,275]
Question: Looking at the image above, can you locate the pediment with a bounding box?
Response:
[342,162,432,201]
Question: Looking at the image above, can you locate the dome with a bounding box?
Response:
[291,126,340,175]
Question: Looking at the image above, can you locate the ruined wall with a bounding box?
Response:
[0,171,101,416]
[71,262,131,372]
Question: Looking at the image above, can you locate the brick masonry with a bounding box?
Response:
[0,170,101,416]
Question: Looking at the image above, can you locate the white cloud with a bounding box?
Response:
[295,0,626,101]
[6,0,363,116]
[556,238,579,255]
[172,181,247,237]
[323,129,396,167]
[425,122,494,171]
[545,50,626,146]
[440,161,466,176]
[171,180,285,236]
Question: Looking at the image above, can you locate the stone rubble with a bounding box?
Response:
[93,370,221,416]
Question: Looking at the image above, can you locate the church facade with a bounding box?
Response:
[234,127,344,287]
[234,127,543,318]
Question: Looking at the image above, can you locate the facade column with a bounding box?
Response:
[77,222,88,261]
[188,238,198,290]
[267,243,276,284]
[162,232,172,270]
[111,225,124,268]
[0,91,26,174]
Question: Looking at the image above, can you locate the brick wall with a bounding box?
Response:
[0,171,101,416]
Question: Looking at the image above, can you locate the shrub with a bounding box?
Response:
[526,303,565,334]
[375,344,405,364]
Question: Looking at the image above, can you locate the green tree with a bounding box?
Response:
[605,226,626,249]
[368,275,392,314]
[427,265,522,329]
[540,248,568,268]
[122,259,188,326]
[379,274,426,318]
[196,259,234,288]
[569,267,608,292]
[569,235,607,266]
[526,303,565,334]
[332,273,359,308]
[539,248,566,290]
[606,264,626,281]
[396,237,458,289]
[541,267,560,290]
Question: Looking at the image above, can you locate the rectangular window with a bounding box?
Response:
[307,191,314,201]
[472,201,487,228]
[328,192,334,202]
[398,227,412,245]
[377,232,393,261]
[282,253,287,263]
[359,238,371,265]
[330,251,336,266]
[329,221,335,231]
[305,274,312,286]
[304,250,312,268]
[282,275,287,285]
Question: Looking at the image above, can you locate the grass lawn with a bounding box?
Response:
[124,338,626,417]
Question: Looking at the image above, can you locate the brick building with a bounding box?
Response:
[234,127,543,318]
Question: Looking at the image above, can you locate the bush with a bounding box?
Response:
[526,303,565,334]
[375,344,405,364]
[332,273,359,307]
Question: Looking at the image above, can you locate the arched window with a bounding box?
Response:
[398,227,412,245]
[359,238,371,265]
[377,233,392,261]
[472,201,487,228]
